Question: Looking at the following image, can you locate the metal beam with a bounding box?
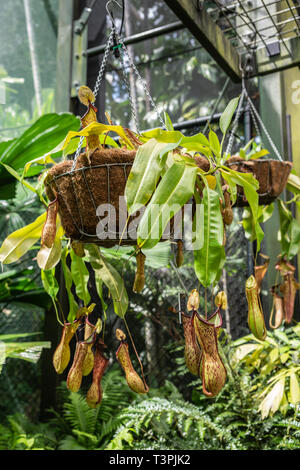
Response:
[164,0,241,82]
[85,21,185,58]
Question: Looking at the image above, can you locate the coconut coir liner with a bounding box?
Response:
[45,148,137,246]
[226,157,292,206]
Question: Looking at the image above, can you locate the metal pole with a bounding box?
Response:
[85,21,184,57]
[23,0,43,116]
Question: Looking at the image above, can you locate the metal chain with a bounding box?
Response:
[72,29,115,170]
[225,87,246,157]
[247,97,263,146]
[115,30,140,132]
[245,90,283,161]
[118,36,166,129]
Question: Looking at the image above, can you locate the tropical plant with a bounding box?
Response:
[0,331,50,375]
[0,90,299,408]
[232,324,300,420]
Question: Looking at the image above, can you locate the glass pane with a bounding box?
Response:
[0,0,59,141]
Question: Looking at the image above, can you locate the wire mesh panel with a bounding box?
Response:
[207,0,300,75]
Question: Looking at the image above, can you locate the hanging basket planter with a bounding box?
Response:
[225,157,293,207]
[45,148,137,247]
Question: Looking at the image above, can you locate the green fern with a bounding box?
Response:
[106,396,242,450]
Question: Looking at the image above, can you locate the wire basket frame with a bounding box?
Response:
[45,149,138,246]
[226,158,292,206]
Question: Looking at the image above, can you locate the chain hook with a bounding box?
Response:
[106,0,123,58]
[106,0,122,29]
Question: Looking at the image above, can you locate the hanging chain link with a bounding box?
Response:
[226,77,283,162]
[245,90,283,161]
[225,86,246,157]
[117,36,166,129]
[72,29,115,170]
[72,23,166,169]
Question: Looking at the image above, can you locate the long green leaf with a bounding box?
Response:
[0,113,80,171]
[221,167,264,251]
[125,138,181,215]
[277,199,293,256]
[85,244,128,318]
[219,96,240,135]
[70,250,91,307]
[0,211,46,264]
[193,185,225,287]
[61,247,78,322]
[137,162,198,250]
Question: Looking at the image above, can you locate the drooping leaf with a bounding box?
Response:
[70,250,91,307]
[0,212,46,264]
[193,184,225,287]
[85,244,128,318]
[125,139,181,215]
[137,162,198,250]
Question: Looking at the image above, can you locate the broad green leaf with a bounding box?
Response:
[290,372,300,405]
[137,162,198,249]
[85,244,128,318]
[125,139,181,215]
[193,184,225,287]
[0,113,80,172]
[36,219,64,271]
[60,247,78,322]
[0,212,46,264]
[70,250,91,307]
[219,96,240,135]
[5,341,51,363]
